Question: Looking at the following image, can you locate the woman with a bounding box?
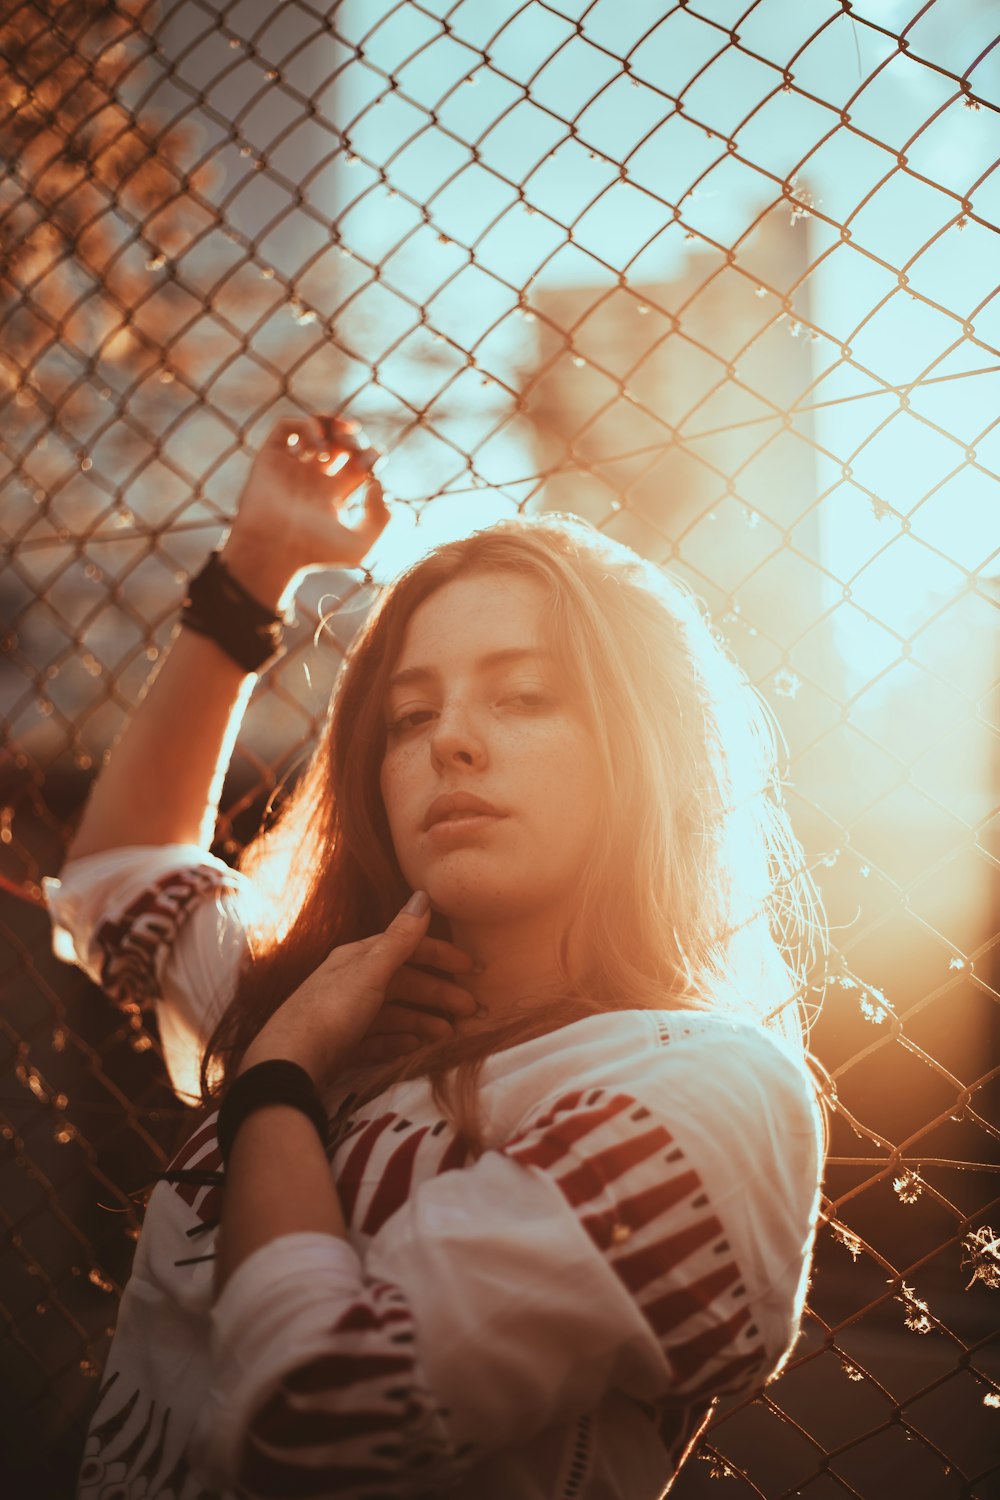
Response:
[46,414,826,1500]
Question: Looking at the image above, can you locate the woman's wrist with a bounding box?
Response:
[238,1035,323,1084]
[238,1029,349,1092]
[218,530,303,614]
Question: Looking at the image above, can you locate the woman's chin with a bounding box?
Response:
[424,877,530,927]
[428,893,507,925]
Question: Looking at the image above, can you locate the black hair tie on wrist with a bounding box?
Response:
[180,550,287,674]
[216,1059,329,1168]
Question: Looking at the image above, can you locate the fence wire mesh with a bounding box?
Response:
[1,0,998,1495]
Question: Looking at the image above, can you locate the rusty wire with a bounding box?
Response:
[1,0,998,1495]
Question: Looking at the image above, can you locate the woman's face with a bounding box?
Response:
[379,571,604,928]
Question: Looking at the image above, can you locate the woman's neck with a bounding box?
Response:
[447,909,574,1022]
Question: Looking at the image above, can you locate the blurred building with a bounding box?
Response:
[524,206,817,595]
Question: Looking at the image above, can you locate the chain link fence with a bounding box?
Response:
[1,0,998,1494]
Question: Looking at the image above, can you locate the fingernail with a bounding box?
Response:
[471,960,486,974]
[404,890,430,917]
[475,1002,488,1018]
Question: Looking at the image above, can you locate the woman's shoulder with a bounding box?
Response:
[633,1006,824,1152]
[484,1004,811,1092]
[473,1005,821,1163]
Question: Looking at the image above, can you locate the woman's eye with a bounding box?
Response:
[386,694,550,734]
[386,709,435,734]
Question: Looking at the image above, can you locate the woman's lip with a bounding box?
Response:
[426,813,507,839]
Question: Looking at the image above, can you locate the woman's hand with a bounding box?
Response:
[220,414,390,607]
[237,896,479,1091]
[352,932,482,1065]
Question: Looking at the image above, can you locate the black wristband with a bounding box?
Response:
[216,1059,329,1167]
[181,550,287,674]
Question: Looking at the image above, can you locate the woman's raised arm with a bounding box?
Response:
[64,415,387,865]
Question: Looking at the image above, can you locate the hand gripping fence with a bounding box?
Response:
[0,2,998,1495]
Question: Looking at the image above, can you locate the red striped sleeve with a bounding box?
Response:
[236,1279,472,1498]
[94,865,231,1012]
[501,1088,768,1400]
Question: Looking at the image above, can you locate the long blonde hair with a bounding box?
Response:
[200,514,825,1155]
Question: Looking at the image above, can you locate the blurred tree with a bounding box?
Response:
[0,0,220,407]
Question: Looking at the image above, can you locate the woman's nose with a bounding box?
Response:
[430,706,488,769]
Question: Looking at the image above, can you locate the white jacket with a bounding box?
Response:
[45,846,824,1500]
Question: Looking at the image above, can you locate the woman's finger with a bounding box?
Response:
[355,894,433,992]
[389,964,478,1017]
[321,440,379,479]
[368,1002,455,1040]
[283,418,361,476]
[316,412,357,443]
[311,415,378,472]
[352,1033,424,1066]
[321,448,376,490]
[411,936,478,975]
[339,476,389,559]
[318,414,377,452]
[268,416,309,448]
